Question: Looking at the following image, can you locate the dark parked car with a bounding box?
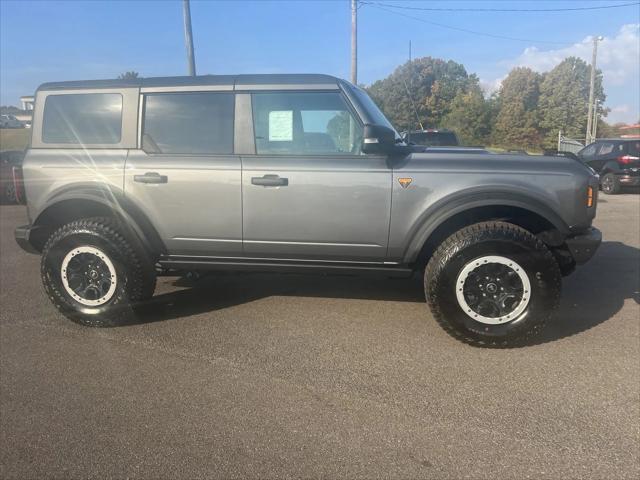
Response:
[402,129,460,147]
[0,150,25,204]
[575,139,640,194]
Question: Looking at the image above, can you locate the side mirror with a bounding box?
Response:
[362,124,397,154]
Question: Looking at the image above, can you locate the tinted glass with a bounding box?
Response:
[627,141,640,156]
[143,93,234,154]
[42,93,122,144]
[251,92,362,155]
[580,144,598,158]
[597,143,615,155]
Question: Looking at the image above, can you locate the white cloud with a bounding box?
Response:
[479,76,504,95]
[608,104,638,124]
[510,24,639,86]
[481,24,640,104]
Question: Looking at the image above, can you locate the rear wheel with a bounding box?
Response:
[601,173,621,194]
[425,221,561,347]
[41,217,156,326]
[3,183,17,204]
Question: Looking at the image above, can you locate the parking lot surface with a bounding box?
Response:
[1,195,639,479]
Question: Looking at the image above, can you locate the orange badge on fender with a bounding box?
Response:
[398,177,412,189]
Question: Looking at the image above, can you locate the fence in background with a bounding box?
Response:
[557,131,584,154]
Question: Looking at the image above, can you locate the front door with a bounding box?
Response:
[125,91,242,256]
[242,91,392,262]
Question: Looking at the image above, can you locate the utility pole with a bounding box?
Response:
[591,99,599,141]
[585,35,603,144]
[183,0,196,76]
[351,0,357,84]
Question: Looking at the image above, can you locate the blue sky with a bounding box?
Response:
[1,0,639,123]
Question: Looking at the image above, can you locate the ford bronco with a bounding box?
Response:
[15,74,601,346]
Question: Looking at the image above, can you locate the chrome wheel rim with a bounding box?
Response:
[455,255,531,325]
[602,176,613,193]
[61,246,117,307]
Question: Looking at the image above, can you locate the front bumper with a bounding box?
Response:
[15,224,41,254]
[565,227,602,265]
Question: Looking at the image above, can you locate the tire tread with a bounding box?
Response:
[425,221,561,347]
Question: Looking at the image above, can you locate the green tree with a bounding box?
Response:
[538,57,606,148]
[366,57,477,131]
[491,67,543,149]
[441,84,493,146]
[327,111,351,152]
[118,71,139,80]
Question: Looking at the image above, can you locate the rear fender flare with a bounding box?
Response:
[33,183,165,256]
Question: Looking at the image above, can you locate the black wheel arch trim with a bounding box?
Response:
[402,188,571,264]
[32,183,166,256]
[600,161,622,174]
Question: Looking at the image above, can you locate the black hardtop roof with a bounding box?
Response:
[37,73,343,91]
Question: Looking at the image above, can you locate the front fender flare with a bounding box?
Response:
[402,189,570,264]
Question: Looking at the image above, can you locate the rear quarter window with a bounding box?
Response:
[42,93,123,144]
[627,141,640,156]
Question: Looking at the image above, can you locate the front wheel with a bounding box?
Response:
[425,221,561,347]
[41,217,156,326]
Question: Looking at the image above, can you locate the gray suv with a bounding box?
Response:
[15,74,601,346]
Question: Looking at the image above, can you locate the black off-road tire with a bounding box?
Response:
[41,217,156,327]
[601,173,621,195]
[425,221,561,347]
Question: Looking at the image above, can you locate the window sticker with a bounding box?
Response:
[268,110,293,141]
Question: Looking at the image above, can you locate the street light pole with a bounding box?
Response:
[183,0,196,76]
[585,35,602,144]
[351,0,357,85]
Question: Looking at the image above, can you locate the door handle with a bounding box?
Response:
[251,174,288,187]
[134,172,168,184]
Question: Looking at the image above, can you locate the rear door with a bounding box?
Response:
[241,90,392,262]
[125,91,242,256]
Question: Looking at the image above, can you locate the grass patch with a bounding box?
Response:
[0,128,31,151]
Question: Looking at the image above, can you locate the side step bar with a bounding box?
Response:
[158,257,414,277]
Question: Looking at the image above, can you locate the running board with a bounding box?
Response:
[158,257,413,277]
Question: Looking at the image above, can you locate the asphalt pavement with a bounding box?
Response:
[1,194,638,479]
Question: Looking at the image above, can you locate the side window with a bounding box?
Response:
[42,93,122,144]
[627,142,640,156]
[142,92,234,154]
[580,144,598,159]
[597,143,615,156]
[251,92,363,155]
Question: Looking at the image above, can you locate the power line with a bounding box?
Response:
[366,1,640,13]
[363,3,574,45]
